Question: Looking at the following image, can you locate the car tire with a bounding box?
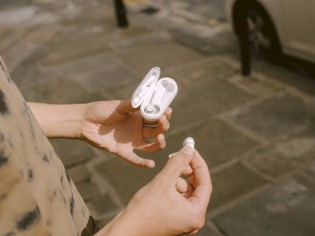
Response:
[235,1,281,75]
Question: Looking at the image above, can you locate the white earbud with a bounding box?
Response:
[169,137,195,158]
[183,137,195,150]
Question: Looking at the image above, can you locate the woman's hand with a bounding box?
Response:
[98,146,212,236]
[28,100,172,168]
[80,100,172,168]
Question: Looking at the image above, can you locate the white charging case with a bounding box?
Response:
[131,67,178,121]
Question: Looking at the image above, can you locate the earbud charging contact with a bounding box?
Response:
[131,67,178,122]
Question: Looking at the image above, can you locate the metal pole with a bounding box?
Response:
[114,0,129,28]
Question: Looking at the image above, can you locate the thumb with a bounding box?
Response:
[160,145,194,183]
[117,100,139,113]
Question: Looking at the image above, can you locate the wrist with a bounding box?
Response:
[28,102,87,138]
[96,208,148,236]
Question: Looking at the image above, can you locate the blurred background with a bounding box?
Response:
[1,0,315,235]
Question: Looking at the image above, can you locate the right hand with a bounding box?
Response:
[98,146,212,236]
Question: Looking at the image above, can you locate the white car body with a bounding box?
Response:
[226,0,315,64]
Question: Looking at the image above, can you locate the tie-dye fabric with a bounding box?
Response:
[0,57,95,236]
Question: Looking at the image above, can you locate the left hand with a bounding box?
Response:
[80,100,172,168]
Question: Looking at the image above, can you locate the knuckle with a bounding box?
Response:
[164,122,170,131]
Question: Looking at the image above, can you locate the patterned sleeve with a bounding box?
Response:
[0,56,94,236]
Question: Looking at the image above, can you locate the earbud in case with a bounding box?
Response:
[131,67,178,121]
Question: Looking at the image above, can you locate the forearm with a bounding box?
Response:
[28,102,86,138]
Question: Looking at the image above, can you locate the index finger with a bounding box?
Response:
[159,145,194,184]
[189,150,212,209]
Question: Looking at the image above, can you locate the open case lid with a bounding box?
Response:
[131,67,161,108]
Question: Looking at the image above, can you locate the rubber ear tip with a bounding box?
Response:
[183,137,195,150]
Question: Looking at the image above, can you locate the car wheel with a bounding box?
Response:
[236,2,281,75]
[246,7,281,60]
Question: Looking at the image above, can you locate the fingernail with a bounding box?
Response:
[148,160,155,168]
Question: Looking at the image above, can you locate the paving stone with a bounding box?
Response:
[247,136,315,178]
[68,164,92,184]
[23,77,108,103]
[13,47,48,68]
[213,175,315,236]
[109,31,171,52]
[229,74,284,98]
[95,157,167,204]
[14,53,135,98]
[163,119,258,168]
[0,0,29,8]
[119,25,152,38]
[104,80,142,100]
[303,162,315,180]
[22,78,87,103]
[59,4,116,32]
[194,223,220,236]
[229,93,315,140]
[72,86,108,103]
[173,56,236,83]
[253,59,315,96]
[50,139,95,168]
[0,25,43,70]
[10,48,50,91]
[0,26,10,38]
[40,34,113,68]
[171,79,256,130]
[247,146,296,179]
[171,26,236,56]
[10,65,42,92]
[42,54,137,93]
[116,41,206,76]
[134,0,226,24]
[87,194,121,217]
[209,162,267,211]
[77,181,100,201]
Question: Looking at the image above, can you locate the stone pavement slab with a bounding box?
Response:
[246,136,315,179]
[173,56,237,83]
[41,54,137,94]
[50,139,95,168]
[228,73,285,99]
[228,93,315,140]
[303,163,315,180]
[213,175,315,236]
[68,164,92,184]
[253,60,315,97]
[162,118,259,168]
[209,162,267,211]
[95,157,165,204]
[0,0,29,8]
[171,79,256,131]
[77,182,100,201]
[116,41,206,75]
[87,194,120,219]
